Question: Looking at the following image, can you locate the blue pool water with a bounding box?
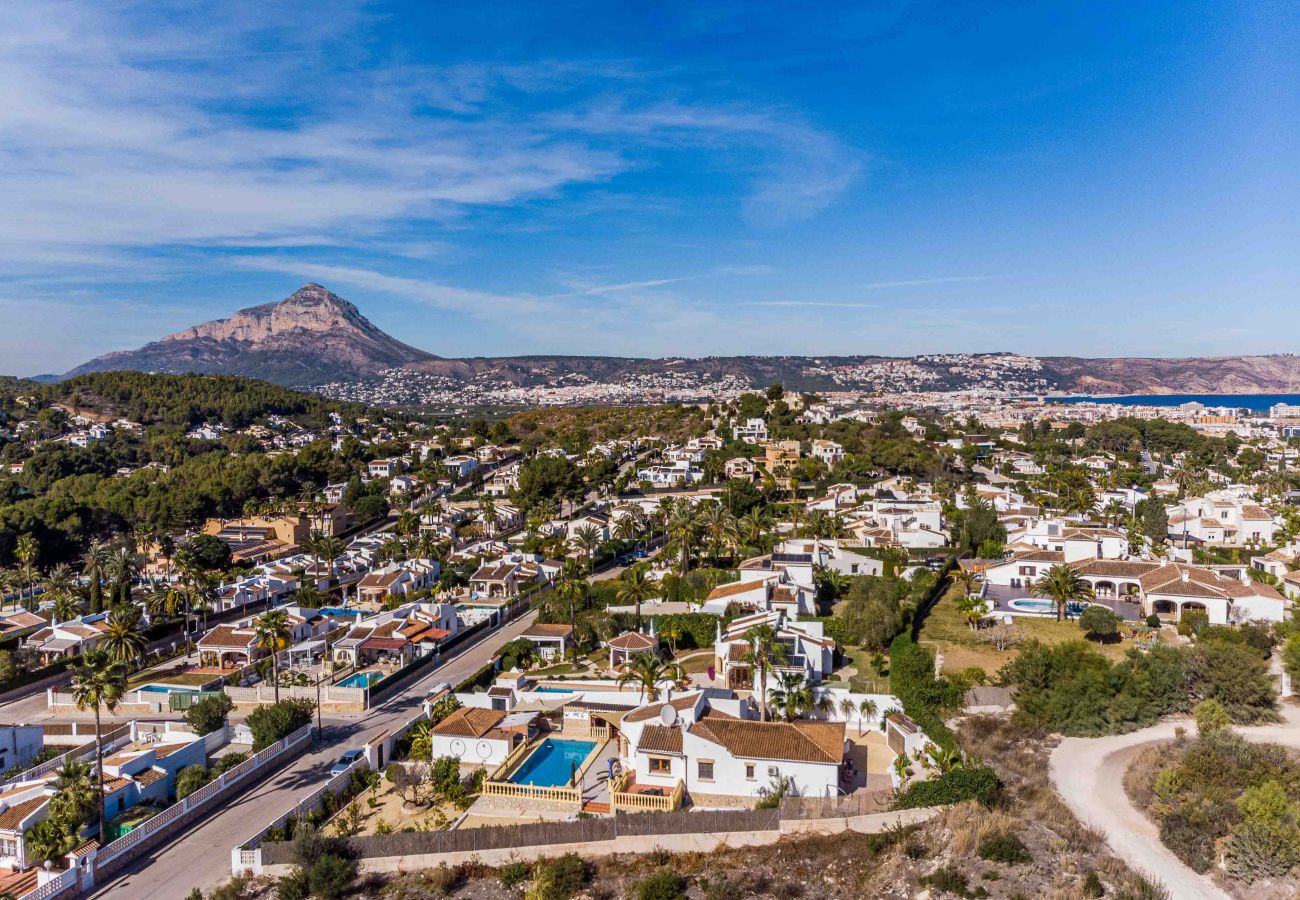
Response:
[136,685,196,695]
[533,686,575,694]
[508,739,595,787]
[1008,599,1090,616]
[319,607,360,618]
[337,671,383,689]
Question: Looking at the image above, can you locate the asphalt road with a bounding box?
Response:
[88,609,538,899]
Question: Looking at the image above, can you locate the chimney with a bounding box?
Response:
[1181,569,1190,582]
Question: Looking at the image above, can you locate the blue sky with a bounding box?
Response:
[1,1,1296,374]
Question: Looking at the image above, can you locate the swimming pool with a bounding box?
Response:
[532,686,575,694]
[508,738,596,787]
[136,684,197,695]
[336,671,383,689]
[319,607,361,618]
[1007,598,1091,616]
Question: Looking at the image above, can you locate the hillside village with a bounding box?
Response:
[4,373,1300,897]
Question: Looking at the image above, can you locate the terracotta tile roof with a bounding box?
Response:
[1071,559,1160,579]
[136,768,167,786]
[688,718,845,764]
[197,625,256,648]
[607,631,658,651]
[522,623,574,639]
[638,725,683,754]
[431,707,505,738]
[0,796,46,830]
[705,580,766,601]
[624,694,700,723]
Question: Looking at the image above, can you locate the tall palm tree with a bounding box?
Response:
[42,563,76,602]
[1032,564,1096,622]
[106,546,139,608]
[951,569,980,597]
[555,569,588,640]
[70,649,127,845]
[838,696,858,733]
[14,534,38,608]
[570,523,603,573]
[857,698,878,737]
[0,570,18,612]
[701,503,739,565]
[616,654,683,703]
[741,624,787,722]
[665,504,701,575]
[254,610,293,703]
[101,606,148,667]
[615,564,658,626]
[954,593,988,631]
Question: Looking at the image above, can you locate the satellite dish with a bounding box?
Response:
[660,704,678,726]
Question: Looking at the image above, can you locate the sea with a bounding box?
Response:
[1042,394,1300,413]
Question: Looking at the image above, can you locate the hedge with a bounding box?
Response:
[646,613,726,651]
[894,765,1001,809]
[888,633,960,751]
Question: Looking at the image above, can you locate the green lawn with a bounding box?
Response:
[918,586,1140,676]
[675,653,714,675]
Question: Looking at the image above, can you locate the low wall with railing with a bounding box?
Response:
[610,774,684,813]
[2,724,133,790]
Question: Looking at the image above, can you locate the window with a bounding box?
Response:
[648,756,672,775]
[697,760,714,782]
[745,763,755,780]
[850,564,859,574]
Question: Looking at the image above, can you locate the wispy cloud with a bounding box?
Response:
[861,275,1004,289]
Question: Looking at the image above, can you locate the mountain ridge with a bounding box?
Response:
[60,285,1300,396]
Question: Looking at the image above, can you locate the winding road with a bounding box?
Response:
[1050,704,1300,900]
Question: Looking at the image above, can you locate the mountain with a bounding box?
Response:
[62,284,1300,397]
[65,284,436,385]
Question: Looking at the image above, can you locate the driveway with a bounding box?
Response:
[1050,704,1300,900]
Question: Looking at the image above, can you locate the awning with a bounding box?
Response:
[359,637,408,652]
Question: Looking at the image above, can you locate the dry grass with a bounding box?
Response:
[919,586,1136,676]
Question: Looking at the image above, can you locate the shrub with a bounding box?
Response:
[1078,605,1120,641]
[1082,870,1104,897]
[1192,699,1231,736]
[895,765,1001,809]
[889,633,962,750]
[919,866,987,897]
[308,853,356,900]
[1145,614,1161,628]
[213,752,248,776]
[498,860,531,889]
[247,698,315,750]
[526,853,587,900]
[1185,638,1278,724]
[184,693,233,736]
[977,830,1032,864]
[175,765,210,800]
[635,869,689,900]
[1226,819,1300,880]
[1159,813,1215,873]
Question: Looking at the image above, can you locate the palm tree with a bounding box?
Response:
[857,698,878,737]
[616,654,683,703]
[954,593,988,631]
[768,671,816,722]
[101,605,148,667]
[70,649,127,846]
[254,610,293,703]
[737,509,769,552]
[14,534,38,608]
[951,569,979,597]
[665,504,701,575]
[699,503,739,565]
[43,563,76,604]
[106,546,139,608]
[741,624,787,722]
[555,569,588,640]
[51,592,82,625]
[82,542,109,615]
[838,696,858,732]
[615,564,658,626]
[570,524,603,573]
[1032,564,1096,622]
[0,570,18,612]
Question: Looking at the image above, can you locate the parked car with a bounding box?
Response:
[329,749,364,776]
